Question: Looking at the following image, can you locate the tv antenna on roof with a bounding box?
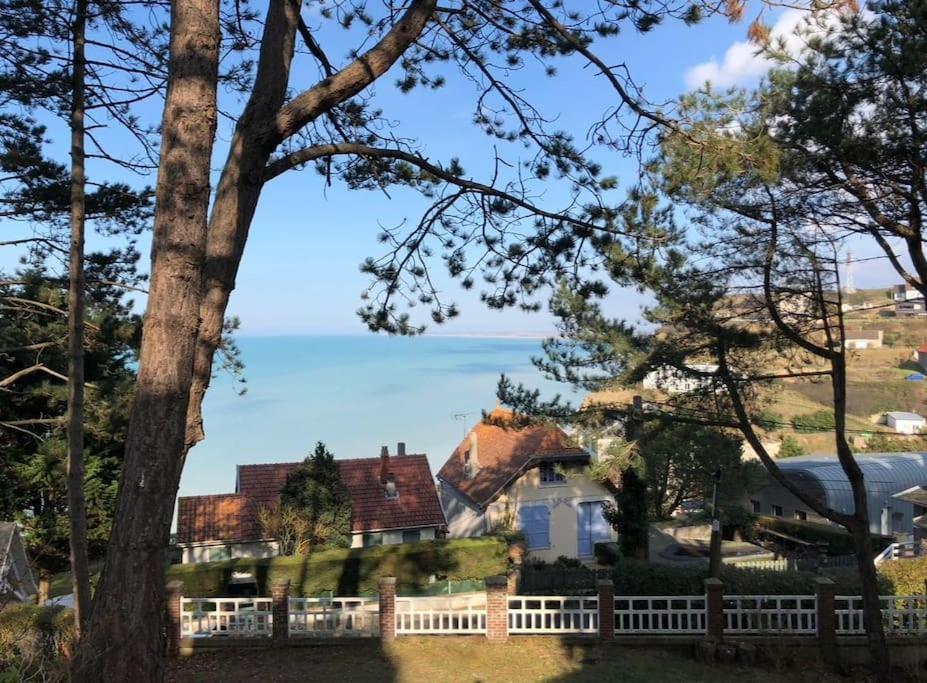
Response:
[453,412,472,438]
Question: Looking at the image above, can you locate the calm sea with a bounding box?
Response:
[178,335,573,498]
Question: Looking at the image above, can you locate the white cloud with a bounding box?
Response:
[683,10,811,90]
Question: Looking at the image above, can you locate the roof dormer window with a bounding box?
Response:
[384,474,399,500]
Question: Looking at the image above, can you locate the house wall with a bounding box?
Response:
[888,417,924,434]
[439,483,489,538]
[749,479,916,536]
[181,540,280,564]
[348,526,437,548]
[487,463,616,563]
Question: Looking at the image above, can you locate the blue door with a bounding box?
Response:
[578,502,610,556]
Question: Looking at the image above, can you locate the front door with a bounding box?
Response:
[577,501,609,557]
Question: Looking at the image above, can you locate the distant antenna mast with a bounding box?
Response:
[844,251,856,294]
[453,413,472,438]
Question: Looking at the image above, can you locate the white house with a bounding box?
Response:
[843,330,883,350]
[437,408,616,562]
[896,299,927,318]
[0,522,37,603]
[641,364,718,395]
[886,412,926,435]
[892,284,922,302]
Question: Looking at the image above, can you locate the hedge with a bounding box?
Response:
[608,559,889,596]
[791,410,836,433]
[166,537,509,597]
[0,604,72,682]
[755,516,892,556]
[878,556,927,595]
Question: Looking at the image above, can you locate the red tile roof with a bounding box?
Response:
[436,408,589,508]
[176,454,446,544]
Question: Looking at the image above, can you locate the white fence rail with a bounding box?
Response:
[395,594,487,635]
[507,596,598,634]
[181,597,273,638]
[723,595,817,634]
[289,597,379,637]
[614,596,707,635]
[836,596,927,635]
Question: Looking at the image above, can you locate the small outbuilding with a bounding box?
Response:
[0,522,37,603]
[843,329,883,350]
[886,412,926,435]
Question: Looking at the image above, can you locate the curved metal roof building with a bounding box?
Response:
[765,453,927,535]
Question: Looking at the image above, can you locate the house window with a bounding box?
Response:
[363,533,383,548]
[208,545,230,562]
[402,529,421,544]
[772,504,783,517]
[518,505,550,550]
[539,462,566,485]
[794,510,807,521]
[750,500,761,514]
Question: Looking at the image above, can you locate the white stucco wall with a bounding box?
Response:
[439,481,489,538]
[486,463,616,563]
[349,526,438,548]
[181,540,279,564]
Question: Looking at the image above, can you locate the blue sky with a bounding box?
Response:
[2,5,900,337]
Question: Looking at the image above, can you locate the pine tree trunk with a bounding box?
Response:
[72,0,220,679]
[851,521,890,681]
[66,0,92,637]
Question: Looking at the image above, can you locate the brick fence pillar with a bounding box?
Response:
[271,579,290,642]
[485,575,508,642]
[379,576,397,642]
[597,579,615,640]
[815,577,837,663]
[704,578,724,639]
[165,580,183,657]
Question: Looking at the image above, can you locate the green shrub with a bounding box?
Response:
[791,410,836,432]
[878,556,927,595]
[0,604,72,681]
[755,516,891,556]
[610,559,888,596]
[778,436,807,458]
[594,542,621,566]
[166,537,509,597]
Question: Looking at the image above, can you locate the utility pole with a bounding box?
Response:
[708,466,723,578]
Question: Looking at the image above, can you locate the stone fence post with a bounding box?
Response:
[704,578,724,639]
[379,576,397,642]
[271,579,290,642]
[815,577,837,663]
[597,579,614,640]
[485,575,508,642]
[165,580,184,657]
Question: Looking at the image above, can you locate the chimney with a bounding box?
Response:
[468,431,480,469]
[397,442,406,456]
[380,445,390,483]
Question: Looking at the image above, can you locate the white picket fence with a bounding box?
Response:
[723,595,817,634]
[289,597,379,637]
[181,597,273,638]
[395,594,487,634]
[507,596,599,634]
[179,592,927,639]
[614,596,707,634]
[836,596,927,635]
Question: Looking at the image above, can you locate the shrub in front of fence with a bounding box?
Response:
[878,556,927,595]
[166,537,509,597]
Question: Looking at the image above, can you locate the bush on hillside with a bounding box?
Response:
[166,537,509,597]
[791,410,836,433]
[0,604,72,682]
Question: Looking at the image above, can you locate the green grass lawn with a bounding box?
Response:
[165,638,853,683]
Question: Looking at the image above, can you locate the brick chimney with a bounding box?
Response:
[380,445,390,483]
[397,442,406,456]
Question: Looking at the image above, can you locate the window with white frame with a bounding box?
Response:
[539,462,566,485]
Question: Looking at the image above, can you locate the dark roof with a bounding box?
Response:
[177,454,446,544]
[436,408,590,508]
